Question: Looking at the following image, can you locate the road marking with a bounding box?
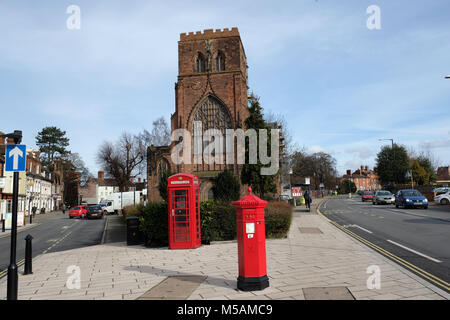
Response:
[343,224,373,234]
[0,259,25,279]
[387,240,442,264]
[43,230,73,254]
[317,200,450,292]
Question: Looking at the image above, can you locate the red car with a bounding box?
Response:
[362,191,374,202]
[69,205,88,219]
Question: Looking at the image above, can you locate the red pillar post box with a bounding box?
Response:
[232,187,269,291]
[168,173,201,249]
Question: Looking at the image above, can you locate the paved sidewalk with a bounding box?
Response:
[0,201,448,300]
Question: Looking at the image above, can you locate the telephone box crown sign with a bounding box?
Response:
[232,187,268,209]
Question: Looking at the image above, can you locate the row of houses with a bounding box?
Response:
[342,165,450,191]
[0,132,64,219]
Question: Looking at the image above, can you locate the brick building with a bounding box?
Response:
[147,28,251,201]
[80,171,120,205]
[436,166,450,185]
[342,165,382,191]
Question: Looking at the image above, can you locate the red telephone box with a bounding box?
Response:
[232,187,269,291]
[168,173,201,249]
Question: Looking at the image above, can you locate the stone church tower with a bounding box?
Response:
[147,28,249,201]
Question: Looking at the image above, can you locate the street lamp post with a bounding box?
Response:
[0,130,23,300]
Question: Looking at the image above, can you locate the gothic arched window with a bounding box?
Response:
[193,96,232,132]
[196,53,205,73]
[216,52,225,71]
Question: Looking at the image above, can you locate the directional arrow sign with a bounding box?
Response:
[5,144,26,172]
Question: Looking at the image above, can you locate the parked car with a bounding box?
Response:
[86,205,104,219]
[434,191,450,205]
[69,205,88,219]
[372,190,395,205]
[361,191,373,202]
[395,189,428,209]
[433,187,449,195]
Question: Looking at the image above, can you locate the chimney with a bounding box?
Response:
[365,165,369,171]
[0,132,4,145]
[130,178,135,184]
[360,165,364,171]
[138,177,142,183]
[98,171,104,180]
[346,170,351,176]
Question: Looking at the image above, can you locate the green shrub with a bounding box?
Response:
[212,170,241,203]
[200,201,236,244]
[200,200,216,244]
[264,201,293,238]
[139,202,168,247]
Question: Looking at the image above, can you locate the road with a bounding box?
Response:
[319,195,450,293]
[0,213,106,275]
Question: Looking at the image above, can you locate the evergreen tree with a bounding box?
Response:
[375,144,409,185]
[213,169,241,203]
[416,155,436,183]
[36,126,70,172]
[240,94,278,198]
[410,160,428,186]
[158,170,173,202]
[339,179,357,194]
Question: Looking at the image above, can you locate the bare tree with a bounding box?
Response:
[291,148,337,189]
[96,132,145,192]
[137,117,171,177]
[63,153,92,186]
[138,117,171,147]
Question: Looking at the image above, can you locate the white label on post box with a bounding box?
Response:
[247,234,254,239]
[246,222,255,234]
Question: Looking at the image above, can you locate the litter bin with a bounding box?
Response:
[126,216,143,245]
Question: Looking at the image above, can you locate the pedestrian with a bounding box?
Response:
[304,191,312,211]
[32,206,37,217]
[62,203,66,215]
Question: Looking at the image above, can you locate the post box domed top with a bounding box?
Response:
[232,187,268,209]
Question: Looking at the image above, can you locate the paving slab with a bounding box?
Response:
[0,197,447,300]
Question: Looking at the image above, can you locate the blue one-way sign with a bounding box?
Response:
[5,144,26,172]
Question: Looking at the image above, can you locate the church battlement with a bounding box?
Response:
[180,28,240,41]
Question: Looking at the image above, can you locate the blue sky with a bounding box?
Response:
[1,0,449,175]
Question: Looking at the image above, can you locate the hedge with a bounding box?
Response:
[138,202,168,247]
[264,201,293,238]
[200,201,236,244]
[132,199,293,247]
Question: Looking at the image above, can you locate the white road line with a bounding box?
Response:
[387,239,442,263]
[343,224,373,234]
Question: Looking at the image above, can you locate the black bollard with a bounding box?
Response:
[1,219,4,233]
[29,213,32,224]
[24,234,33,275]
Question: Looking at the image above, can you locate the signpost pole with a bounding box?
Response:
[7,171,19,300]
[1,130,24,301]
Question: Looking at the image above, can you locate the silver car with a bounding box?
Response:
[373,190,395,205]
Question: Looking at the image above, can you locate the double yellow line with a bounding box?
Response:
[0,259,25,279]
[317,202,450,293]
